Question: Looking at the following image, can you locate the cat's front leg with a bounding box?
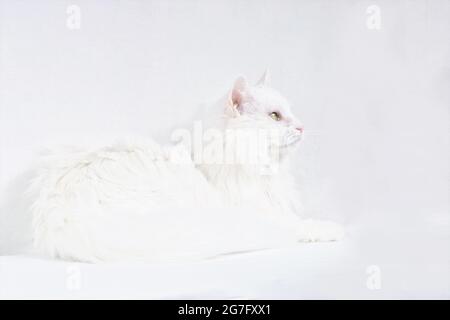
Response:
[296,218,345,242]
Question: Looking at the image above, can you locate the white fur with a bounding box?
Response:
[29,73,344,263]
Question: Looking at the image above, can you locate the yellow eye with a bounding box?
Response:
[269,112,281,121]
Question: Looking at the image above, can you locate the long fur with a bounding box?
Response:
[29,74,344,263]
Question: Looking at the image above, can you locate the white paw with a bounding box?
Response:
[296,219,345,242]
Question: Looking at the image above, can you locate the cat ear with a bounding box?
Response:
[231,75,249,106]
[256,69,270,86]
[226,76,249,116]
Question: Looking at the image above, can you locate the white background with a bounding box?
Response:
[0,0,449,298]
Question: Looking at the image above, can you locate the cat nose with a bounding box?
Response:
[296,127,304,133]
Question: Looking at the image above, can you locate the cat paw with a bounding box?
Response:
[296,219,345,242]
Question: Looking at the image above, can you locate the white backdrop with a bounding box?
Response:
[0,0,449,297]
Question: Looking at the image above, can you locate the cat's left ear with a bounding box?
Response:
[231,76,249,106]
[256,69,270,86]
[226,76,249,117]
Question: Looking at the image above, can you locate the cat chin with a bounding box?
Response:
[273,141,301,161]
[280,135,302,149]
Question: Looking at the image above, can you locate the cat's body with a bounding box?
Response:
[30,72,344,262]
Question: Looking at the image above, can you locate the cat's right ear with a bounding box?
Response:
[226,76,249,117]
[256,69,270,86]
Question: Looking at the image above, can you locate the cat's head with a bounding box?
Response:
[224,71,304,153]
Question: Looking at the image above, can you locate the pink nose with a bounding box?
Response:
[296,127,304,133]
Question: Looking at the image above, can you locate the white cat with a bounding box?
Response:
[29,71,344,263]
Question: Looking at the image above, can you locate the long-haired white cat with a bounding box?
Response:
[30,71,344,263]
